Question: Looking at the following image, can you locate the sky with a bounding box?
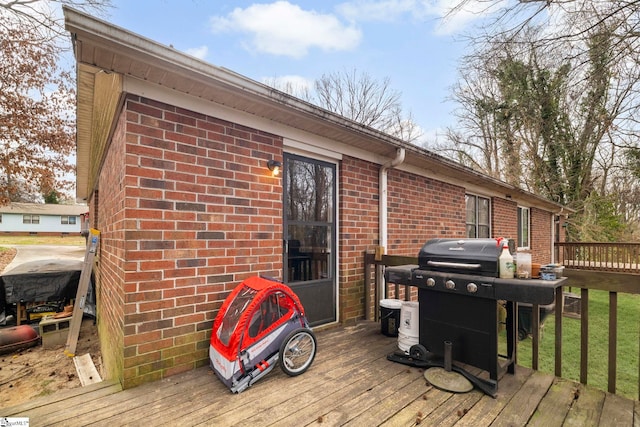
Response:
[103,0,492,145]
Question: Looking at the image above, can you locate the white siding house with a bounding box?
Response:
[0,203,89,235]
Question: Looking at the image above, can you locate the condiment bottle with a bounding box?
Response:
[499,239,514,279]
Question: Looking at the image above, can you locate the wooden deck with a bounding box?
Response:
[2,321,638,426]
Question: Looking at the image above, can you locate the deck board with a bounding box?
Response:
[1,321,637,426]
[526,377,576,427]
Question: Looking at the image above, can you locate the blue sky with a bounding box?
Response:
[105,1,490,144]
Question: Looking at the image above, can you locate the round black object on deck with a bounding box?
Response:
[424,367,473,393]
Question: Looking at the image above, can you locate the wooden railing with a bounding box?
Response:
[556,242,640,273]
[365,250,640,400]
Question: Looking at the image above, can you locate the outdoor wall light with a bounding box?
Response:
[267,159,282,176]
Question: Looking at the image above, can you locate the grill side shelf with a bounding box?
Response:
[494,277,567,305]
[384,264,416,285]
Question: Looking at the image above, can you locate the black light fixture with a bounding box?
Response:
[267,159,282,176]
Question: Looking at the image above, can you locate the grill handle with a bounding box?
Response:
[426,261,482,270]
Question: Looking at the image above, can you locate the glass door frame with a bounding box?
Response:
[282,152,338,326]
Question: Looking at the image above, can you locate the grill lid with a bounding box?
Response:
[418,238,505,277]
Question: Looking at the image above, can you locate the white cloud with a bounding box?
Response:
[431,0,507,35]
[209,1,361,58]
[262,75,314,91]
[185,45,209,60]
[262,75,314,100]
[336,0,504,35]
[336,0,427,22]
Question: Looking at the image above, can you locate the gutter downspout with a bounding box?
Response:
[379,148,406,254]
[377,148,406,308]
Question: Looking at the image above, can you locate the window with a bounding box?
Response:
[61,216,77,225]
[517,206,530,249]
[23,214,40,224]
[465,194,490,238]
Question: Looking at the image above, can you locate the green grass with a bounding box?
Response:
[0,235,85,246]
[514,290,640,399]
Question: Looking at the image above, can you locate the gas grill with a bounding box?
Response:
[385,238,567,396]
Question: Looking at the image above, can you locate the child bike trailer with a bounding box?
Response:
[209,276,317,393]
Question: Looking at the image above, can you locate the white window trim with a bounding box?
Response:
[465,193,491,239]
[517,206,531,250]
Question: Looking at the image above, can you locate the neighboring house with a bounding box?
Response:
[0,203,88,236]
[64,8,570,389]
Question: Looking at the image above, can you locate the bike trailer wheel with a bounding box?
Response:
[279,328,317,376]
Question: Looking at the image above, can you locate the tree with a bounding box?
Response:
[443,3,640,240]
[0,0,112,205]
[1,0,112,44]
[266,69,422,143]
[0,22,76,204]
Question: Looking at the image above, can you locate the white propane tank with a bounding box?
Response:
[499,239,515,279]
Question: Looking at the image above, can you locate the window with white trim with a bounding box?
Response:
[61,216,77,225]
[517,206,530,249]
[23,214,40,224]
[465,194,490,238]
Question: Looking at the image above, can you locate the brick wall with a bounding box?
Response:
[531,207,552,264]
[92,94,559,388]
[98,95,283,388]
[387,169,466,254]
[492,199,553,264]
[95,109,127,384]
[491,197,518,243]
[339,156,380,322]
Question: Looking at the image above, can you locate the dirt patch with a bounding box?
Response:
[0,249,102,409]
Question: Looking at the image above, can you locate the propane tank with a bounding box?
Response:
[499,239,514,279]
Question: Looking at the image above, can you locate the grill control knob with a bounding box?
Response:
[426,278,436,287]
[445,280,456,290]
[467,283,478,293]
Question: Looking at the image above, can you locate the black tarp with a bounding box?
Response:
[0,259,95,323]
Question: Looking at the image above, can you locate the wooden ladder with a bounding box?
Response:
[64,228,100,357]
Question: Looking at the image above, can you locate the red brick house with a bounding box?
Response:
[64,8,568,388]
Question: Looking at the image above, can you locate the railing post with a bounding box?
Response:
[532,303,540,371]
[580,288,589,385]
[555,287,563,378]
[364,252,373,321]
[608,291,617,394]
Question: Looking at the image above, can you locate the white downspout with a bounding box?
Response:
[378,148,406,299]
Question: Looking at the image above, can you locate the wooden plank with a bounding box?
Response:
[343,376,433,427]
[421,389,483,427]
[182,340,400,426]
[532,303,540,370]
[3,382,122,426]
[380,385,452,427]
[240,354,415,426]
[490,370,555,427]
[64,228,100,357]
[580,287,589,385]
[599,392,634,426]
[3,320,638,426]
[555,287,563,377]
[454,366,533,426]
[1,380,121,417]
[73,353,102,386]
[564,269,640,294]
[563,383,605,427]
[115,325,397,426]
[526,377,577,427]
[315,366,427,426]
[47,368,212,426]
[608,291,617,393]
